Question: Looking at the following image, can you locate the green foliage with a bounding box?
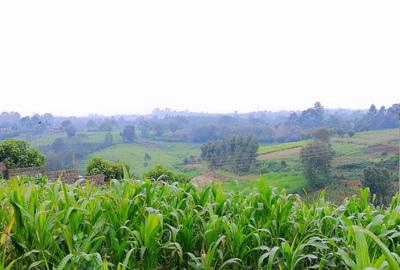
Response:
[362,167,392,205]
[201,135,258,173]
[120,125,136,143]
[51,138,65,152]
[99,119,116,131]
[300,140,335,188]
[61,120,76,138]
[223,172,307,193]
[1,180,400,269]
[86,119,97,129]
[143,165,190,183]
[314,128,331,142]
[104,132,113,145]
[0,139,45,169]
[85,157,129,180]
[84,141,200,176]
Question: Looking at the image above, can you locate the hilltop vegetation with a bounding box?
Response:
[1,178,400,269]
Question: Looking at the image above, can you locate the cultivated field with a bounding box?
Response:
[1,178,399,269]
[258,141,308,155]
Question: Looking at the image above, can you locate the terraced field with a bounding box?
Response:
[25,129,399,195]
[258,140,308,155]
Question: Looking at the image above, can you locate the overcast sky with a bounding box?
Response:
[0,1,399,116]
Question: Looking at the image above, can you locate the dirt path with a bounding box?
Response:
[258,147,302,160]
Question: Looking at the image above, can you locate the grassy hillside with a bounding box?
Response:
[260,129,399,180]
[30,131,123,146]
[258,140,308,154]
[81,141,200,176]
[25,128,398,195]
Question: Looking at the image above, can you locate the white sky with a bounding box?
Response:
[0,1,399,116]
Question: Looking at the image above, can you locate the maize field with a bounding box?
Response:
[1,177,400,269]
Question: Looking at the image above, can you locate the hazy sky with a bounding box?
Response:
[0,1,399,116]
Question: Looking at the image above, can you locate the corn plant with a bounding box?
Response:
[0,176,400,269]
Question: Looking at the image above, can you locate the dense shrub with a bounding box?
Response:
[0,139,45,168]
[144,165,190,183]
[86,157,129,180]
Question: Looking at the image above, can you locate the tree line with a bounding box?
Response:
[1,102,398,143]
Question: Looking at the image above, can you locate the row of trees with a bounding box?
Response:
[1,102,398,143]
[201,136,258,173]
[355,104,400,131]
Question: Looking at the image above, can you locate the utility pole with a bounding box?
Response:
[398,112,400,195]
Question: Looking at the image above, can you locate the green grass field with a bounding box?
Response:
[81,141,201,176]
[30,131,123,146]
[258,140,308,155]
[257,129,399,180]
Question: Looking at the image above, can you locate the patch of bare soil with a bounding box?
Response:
[339,179,361,187]
[192,173,218,185]
[258,147,302,160]
[369,144,398,154]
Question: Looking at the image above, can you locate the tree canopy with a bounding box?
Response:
[201,135,258,173]
[120,125,136,143]
[0,139,45,169]
[300,140,335,188]
[362,167,392,205]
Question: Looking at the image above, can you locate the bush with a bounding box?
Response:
[0,139,45,169]
[86,157,129,180]
[144,165,190,183]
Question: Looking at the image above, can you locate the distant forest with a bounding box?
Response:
[0,102,399,144]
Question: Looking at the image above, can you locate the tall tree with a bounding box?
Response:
[61,120,76,137]
[362,167,392,205]
[300,140,335,188]
[120,125,136,143]
[104,132,113,145]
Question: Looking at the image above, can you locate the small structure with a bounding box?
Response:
[7,166,45,178]
[45,170,80,184]
[0,161,105,185]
